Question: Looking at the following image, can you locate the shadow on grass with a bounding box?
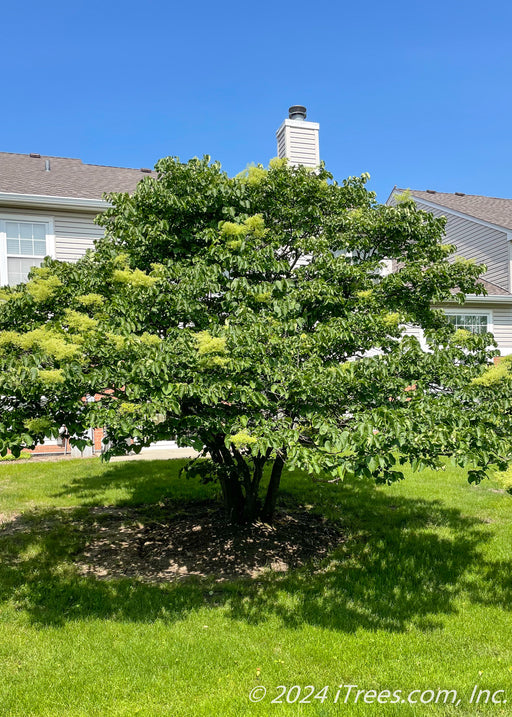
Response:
[462,558,512,611]
[52,459,220,506]
[1,466,508,632]
[223,481,512,633]
[0,507,208,625]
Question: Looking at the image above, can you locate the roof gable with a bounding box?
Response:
[398,188,512,232]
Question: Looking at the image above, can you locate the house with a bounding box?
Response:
[387,188,512,356]
[0,105,319,285]
[275,109,512,356]
[0,152,157,287]
[0,154,157,454]
[0,109,321,455]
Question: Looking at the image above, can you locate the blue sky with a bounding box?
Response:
[3,1,512,200]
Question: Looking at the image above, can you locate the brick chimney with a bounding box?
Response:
[276,105,320,167]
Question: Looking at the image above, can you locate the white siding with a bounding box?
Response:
[404,302,512,356]
[477,302,512,354]
[285,127,319,166]
[402,323,428,350]
[276,119,320,168]
[53,211,104,261]
[277,129,286,160]
[0,206,104,262]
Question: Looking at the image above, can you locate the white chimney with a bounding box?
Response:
[276,105,320,167]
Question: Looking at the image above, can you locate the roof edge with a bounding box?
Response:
[391,189,512,234]
[0,192,109,211]
[443,294,512,303]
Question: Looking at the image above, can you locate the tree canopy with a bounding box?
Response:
[1,157,511,522]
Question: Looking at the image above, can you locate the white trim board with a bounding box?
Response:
[0,215,56,286]
[443,307,493,335]
[448,295,512,304]
[0,192,108,212]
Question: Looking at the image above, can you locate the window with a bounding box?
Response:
[445,311,490,335]
[0,218,53,286]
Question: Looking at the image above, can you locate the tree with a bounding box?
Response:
[1,157,511,523]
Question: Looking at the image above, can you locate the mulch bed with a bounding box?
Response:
[78,501,345,582]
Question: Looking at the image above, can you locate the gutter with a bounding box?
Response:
[443,294,512,304]
[0,192,109,211]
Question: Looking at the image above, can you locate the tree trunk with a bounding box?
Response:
[210,436,246,523]
[220,474,245,523]
[261,454,285,523]
[241,455,265,523]
[209,438,284,524]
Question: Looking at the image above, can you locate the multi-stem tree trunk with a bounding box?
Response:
[209,437,285,524]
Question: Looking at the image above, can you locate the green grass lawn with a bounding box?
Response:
[0,456,511,716]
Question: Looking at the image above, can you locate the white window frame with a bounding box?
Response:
[0,214,56,287]
[444,308,493,335]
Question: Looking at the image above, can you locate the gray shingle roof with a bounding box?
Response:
[393,189,512,296]
[0,152,156,200]
[477,278,511,296]
[402,189,512,232]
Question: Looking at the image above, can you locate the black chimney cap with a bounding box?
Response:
[288,105,307,120]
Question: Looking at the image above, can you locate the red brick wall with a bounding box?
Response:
[30,443,67,455]
[9,389,108,458]
[10,430,105,458]
[93,428,104,451]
